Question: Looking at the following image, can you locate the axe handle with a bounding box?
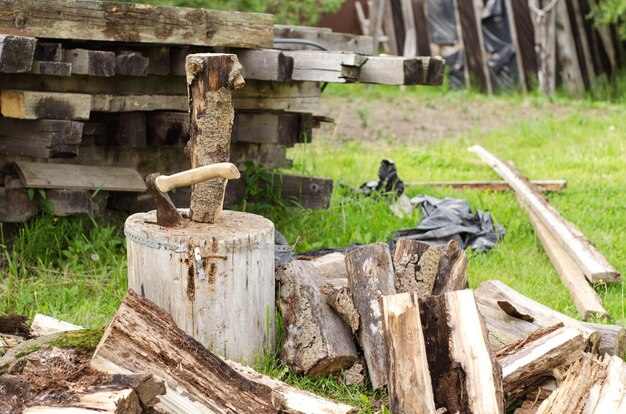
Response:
[155,163,241,193]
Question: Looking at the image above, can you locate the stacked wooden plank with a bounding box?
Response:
[0,0,445,221]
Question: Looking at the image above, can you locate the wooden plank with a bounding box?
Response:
[89,112,147,147]
[115,51,149,77]
[282,50,368,83]
[230,142,293,169]
[0,34,36,73]
[400,0,417,56]
[0,0,273,48]
[454,0,492,93]
[528,209,608,320]
[236,48,293,82]
[0,90,91,120]
[33,42,62,62]
[29,61,72,76]
[406,179,567,192]
[233,111,313,146]
[63,48,116,77]
[583,322,626,358]
[0,118,83,158]
[555,0,584,96]
[44,188,109,216]
[14,161,146,192]
[233,80,321,111]
[91,94,187,112]
[0,186,37,222]
[412,0,432,56]
[535,0,557,95]
[273,24,374,54]
[568,0,596,91]
[504,0,528,93]
[359,55,445,85]
[469,145,621,283]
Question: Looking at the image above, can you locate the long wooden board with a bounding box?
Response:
[469,145,621,283]
[406,179,567,192]
[0,0,273,48]
[15,161,146,192]
[273,25,374,54]
[0,90,91,120]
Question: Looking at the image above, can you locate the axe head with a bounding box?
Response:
[145,173,183,227]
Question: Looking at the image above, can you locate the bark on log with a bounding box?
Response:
[496,323,586,404]
[345,243,396,389]
[276,260,358,377]
[419,289,505,414]
[432,239,469,294]
[583,322,626,358]
[475,280,600,352]
[392,239,440,296]
[185,53,244,223]
[323,285,359,334]
[91,289,356,414]
[381,292,437,414]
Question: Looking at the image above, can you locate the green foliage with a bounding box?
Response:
[592,0,626,39]
[112,0,342,26]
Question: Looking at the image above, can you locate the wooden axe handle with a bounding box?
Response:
[155,163,241,193]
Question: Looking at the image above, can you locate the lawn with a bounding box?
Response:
[1,81,624,411]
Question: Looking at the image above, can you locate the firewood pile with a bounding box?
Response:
[0,0,444,222]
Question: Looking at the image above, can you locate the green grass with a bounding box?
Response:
[1,81,625,411]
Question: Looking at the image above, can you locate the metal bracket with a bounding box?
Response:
[257,241,293,253]
[124,228,187,253]
[194,247,206,281]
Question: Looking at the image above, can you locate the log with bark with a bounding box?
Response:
[91,289,356,414]
[583,322,626,358]
[275,260,358,377]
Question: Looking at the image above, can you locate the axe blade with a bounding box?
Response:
[145,173,183,227]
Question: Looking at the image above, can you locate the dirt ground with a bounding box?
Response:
[318,95,574,144]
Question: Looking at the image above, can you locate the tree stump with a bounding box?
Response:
[125,209,274,362]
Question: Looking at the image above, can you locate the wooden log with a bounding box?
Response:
[282,50,368,83]
[322,285,359,334]
[0,118,83,158]
[30,61,72,76]
[0,34,36,73]
[381,292,437,414]
[469,145,621,283]
[115,51,149,77]
[393,238,440,296]
[309,252,347,279]
[14,161,146,192]
[273,24,374,54]
[536,353,626,413]
[527,209,609,320]
[345,243,396,389]
[496,324,586,404]
[30,313,83,337]
[63,48,116,77]
[432,239,469,294]
[24,389,142,414]
[276,260,358,377]
[583,322,626,358]
[0,0,273,48]
[359,56,445,85]
[185,53,244,223]
[419,289,504,413]
[91,289,356,414]
[406,179,568,192]
[125,209,274,362]
[454,0,492,93]
[0,90,91,120]
[474,279,600,352]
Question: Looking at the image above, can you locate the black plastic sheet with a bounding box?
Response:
[482,0,520,92]
[359,159,405,197]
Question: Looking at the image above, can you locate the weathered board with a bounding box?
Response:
[0,0,273,48]
[274,24,374,54]
[0,118,83,158]
[0,90,91,120]
[14,161,146,192]
[0,34,36,73]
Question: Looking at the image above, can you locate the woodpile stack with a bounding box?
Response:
[276,238,626,413]
[0,0,444,222]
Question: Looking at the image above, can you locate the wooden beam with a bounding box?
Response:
[0,90,91,120]
[555,0,585,96]
[283,50,368,83]
[14,161,146,192]
[469,145,620,282]
[359,55,445,85]
[91,94,188,112]
[115,51,149,77]
[0,186,37,222]
[406,179,567,192]
[527,209,609,320]
[508,0,538,92]
[273,24,374,54]
[454,0,492,93]
[504,0,528,93]
[0,34,36,73]
[411,0,432,56]
[236,48,293,82]
[233,111,313,146]
[0,118,83,158]
[63,48,115,77]
[233,80,321,111]
[29,61,72,76]
[0,0,273,48]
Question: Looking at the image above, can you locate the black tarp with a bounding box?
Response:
[482,0,520,92]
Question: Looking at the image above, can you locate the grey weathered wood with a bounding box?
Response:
[282,50,368,83]
[274,25,374,54]
[0,90,91,120]
[233,80,321,111]
[359,56,445,85]
[469,145,621,283]
[582,322,626,358]
[276,261,359,377]
[534,0,557,95]
[115,51,149,77]
[0,34,36,73]
[233,111,313,146]
[412,0,432,56]
[0,0,273,48]
[44,189,109,216]
[454,0,492,93]
[14,161,146,192]
[393,238,440,296]
[0,118,83,158]
[87,112,147,147]
[432,239,469,295]
[555,0,584,96]
[419,289,504,413]
[185,53,244,223]
[91,94,187,112]
[91,289,355,414]
[146,111,189,146]
[0,187,37,222]
[504,0,528,93]
[230,142,293,170]
[30,61,72,76]
[141,46,170,75]
[236,48,293,82]
[33,42,62,62]
[63,48,115,76]
[345,243,396,389]
[381,292,437,414]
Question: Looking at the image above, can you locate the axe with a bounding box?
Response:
[145,163,241,227]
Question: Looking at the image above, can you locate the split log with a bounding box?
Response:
[496,324,586,403]
[475,279,600,352]
[420,289,504,413]
[91,289,356,414]
[276,261,358,377]
[63,49,116,77]
[112,372,166,408]
[0,90,91,120]
[405,179,568,192]
[381,292,437,414]
[0,118,83,158]
[0,34,36,73]
[185,53,244,223]
[24,389,141,413]
[30,314,83,337]
[321,284,359,334]
[345,243,396,389]
[0,0,274,48]
[309,252,347,280]
[536,353,626,413]
[432,239,469,294]
[527,209,608,320]
[469,145,621,283]
[583,322,626,358]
